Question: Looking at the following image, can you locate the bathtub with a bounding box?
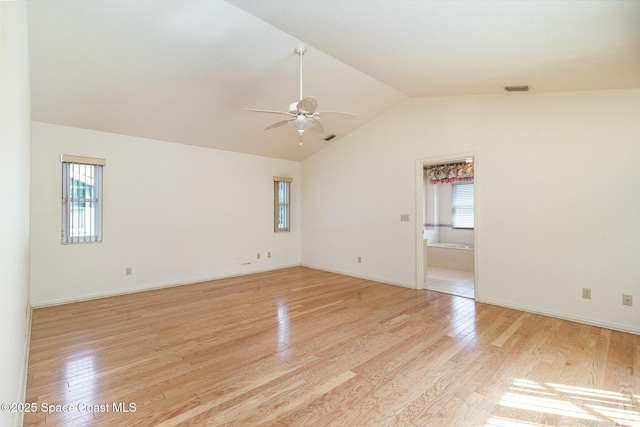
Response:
[424,240,474,272]
[428,242,474,250]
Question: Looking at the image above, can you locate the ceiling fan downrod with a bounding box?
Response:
[294,45,308,145]
[295,45,306,101]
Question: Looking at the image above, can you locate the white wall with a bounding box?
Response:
[0,3,32,426]
[31,122,301,306]
[302,89,640,333]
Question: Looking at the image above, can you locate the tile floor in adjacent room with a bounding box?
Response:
[425,266,475,299]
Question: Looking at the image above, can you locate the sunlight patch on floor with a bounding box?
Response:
[485,378,640,427]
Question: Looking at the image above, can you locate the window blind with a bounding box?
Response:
[451,182,474,229]
[274,177,292,232]
[61,156,105,243]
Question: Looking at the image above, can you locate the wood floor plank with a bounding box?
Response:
[24,267,638,426]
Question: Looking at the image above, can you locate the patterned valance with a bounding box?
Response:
[426,161,474,184]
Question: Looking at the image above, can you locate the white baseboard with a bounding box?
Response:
[31,265,301,308]
[31,265,638,336]
[301,264,639,335]
[477,296,640,335]
[16,305,32,427]
[300,263,416,290]
[301,266,639,335]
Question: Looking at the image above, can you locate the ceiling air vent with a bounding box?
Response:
[323,134,336,141]
[504,85,529,92]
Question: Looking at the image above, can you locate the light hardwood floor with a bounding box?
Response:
[25,267,639,426]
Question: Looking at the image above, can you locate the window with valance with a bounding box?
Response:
[426,161,473,184]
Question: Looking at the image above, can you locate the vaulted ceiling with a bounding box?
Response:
[28,0,640,161]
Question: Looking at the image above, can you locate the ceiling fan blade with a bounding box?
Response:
[309,120,325,133]
[296,96,318,114]
[315,111,358,119]
[246,108,293,116]
[264,119,292,130]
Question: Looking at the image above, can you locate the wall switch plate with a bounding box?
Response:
[582,288,591,299]
[623,294,633,306]
[357,256,362,263]
[268,252,271,258]
[257,253,260,259]
[400,214,410,222]
[126,267,132,276]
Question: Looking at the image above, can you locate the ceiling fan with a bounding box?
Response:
[247,45,357,145]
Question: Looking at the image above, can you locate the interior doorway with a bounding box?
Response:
[416,154,477,299]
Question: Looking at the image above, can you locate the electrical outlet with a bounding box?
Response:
[623,294,633,306]
[126,267,132,276]
[582,288,591,299]
[357,256,362,263]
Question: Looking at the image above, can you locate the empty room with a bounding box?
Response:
[1,1,639,426]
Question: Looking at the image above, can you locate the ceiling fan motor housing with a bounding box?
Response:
[289,102,301,114]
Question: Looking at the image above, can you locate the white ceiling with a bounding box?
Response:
[28,0,640,161]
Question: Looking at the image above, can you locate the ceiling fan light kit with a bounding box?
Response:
[247,45,356,146]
